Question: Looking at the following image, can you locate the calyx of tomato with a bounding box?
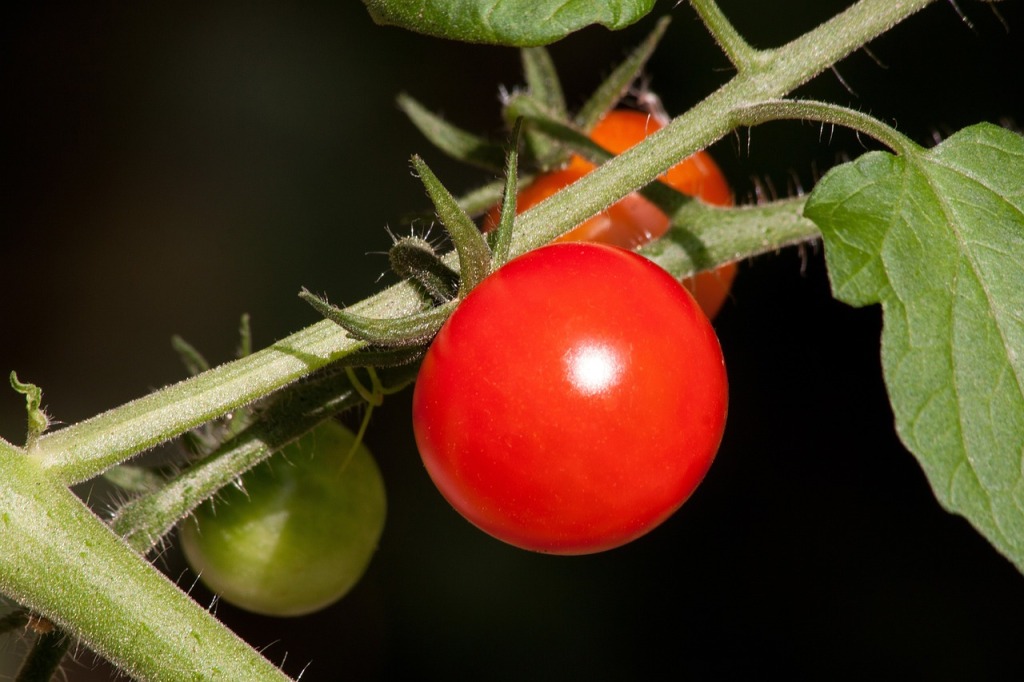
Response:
[302,125,525,349]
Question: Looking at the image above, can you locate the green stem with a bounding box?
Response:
[688,0,760,70]
[641,197,819,276]
[0,443,290,681]
[731,99,920,155]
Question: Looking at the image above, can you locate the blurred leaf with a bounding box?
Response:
[520,47,568,167]
[805,123,1024,572]
[521,48,566,118]
[398,93,507,172]
[362,0,657,46]
[575,16,670,130]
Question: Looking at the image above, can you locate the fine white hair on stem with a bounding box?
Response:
[946,0,975,30]
[830,66,858,97]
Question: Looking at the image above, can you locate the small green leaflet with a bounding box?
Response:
[362,0,656,46]
[805,123,1024,572]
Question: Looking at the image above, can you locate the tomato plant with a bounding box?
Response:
[412,242,728,554]
[484,109,737,319]
[179,420,387,617]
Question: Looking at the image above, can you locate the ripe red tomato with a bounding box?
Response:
[484,109,737,319]
[412,242,728,554]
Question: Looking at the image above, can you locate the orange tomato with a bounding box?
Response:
[485,109,736,319]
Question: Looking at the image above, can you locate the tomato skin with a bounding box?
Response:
[179,421,386,617]
[412,243,727,554]
[485,109,737,319]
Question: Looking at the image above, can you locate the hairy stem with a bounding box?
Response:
[731,99,920,155]
[0,442,290,681]
[688,0,760,70]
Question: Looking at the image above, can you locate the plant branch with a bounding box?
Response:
[688,0,760,70]
[731,99,920,155]
[0,443,290,681]
[642,197,820,276]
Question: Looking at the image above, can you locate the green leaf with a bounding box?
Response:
[805,123,1024,572]
[362,0,657,47]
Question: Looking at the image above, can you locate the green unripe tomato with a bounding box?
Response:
[179,420,386,617]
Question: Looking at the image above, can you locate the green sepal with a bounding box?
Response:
[237,313,252,359]
[300,288,458,348]
[9,372,49,445]
[507,96,599,154]
[389,236,460,303]
[521,47,567,119]
[491,119,524,269]
[170,335,210,377]
[457,178,525,217]
[411,155,492,296]
[398,93,507,172]
[575,16,671,131]
[519,47,569,168]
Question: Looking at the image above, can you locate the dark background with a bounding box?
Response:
[2,1,1023,679]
